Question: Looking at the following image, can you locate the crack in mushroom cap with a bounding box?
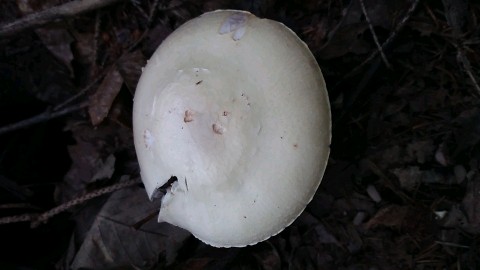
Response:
[133,10,331,247]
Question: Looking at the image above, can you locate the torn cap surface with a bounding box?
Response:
[133,10,331,247]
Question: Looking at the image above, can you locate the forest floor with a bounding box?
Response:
[0,0,479,269]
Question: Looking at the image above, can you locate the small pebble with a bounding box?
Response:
[353,211,367,226]
[366,184,382,203]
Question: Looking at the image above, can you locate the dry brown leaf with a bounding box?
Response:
[462,174,480,232]
[366,205,434,241]
[88,68,124,125]
[35,26,74,74]
[57,121,134,203]
[90,154,116,182]
[72,32,96,67]
[71,186,190,269]
[365,205,409,230]
[116,50,146,94]
[64,141,101,183]
[392,166,422,191]
[16,0,74,72]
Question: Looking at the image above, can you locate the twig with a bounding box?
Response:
[32,177,141,227]
[340,0,421,82]
[0,102,88,136]
[0,203,42,210]
[92,10,102,67]
[435,241,470,249]
[318,0,355,51]
[457,48,480,97]
[359,0,392,68]
[54,72,106,111]
[0,68,108,137]
[0,0,125,37]
[364,159,415,204]
[148,0,161,26]
[0,178,142,227]
[0,214,34,224]
[127,0,162,51]
[130,0,149,21]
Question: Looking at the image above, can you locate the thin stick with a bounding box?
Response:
[53,69,107,111]
[31,177,141,227]
[131,0,150,21]
[0,214,34,224]
[318,0,355,51]
[0,0,124,37]
[92,10,101,67]
[148,0,161,26]
[127,0,162,51]
[457,49,480,97]
[0,68,107,137]
[435,241,470,249]
[0,102,88,136]
[0,178,141,227]
[359,0,392,68]
[340,0,420,82]
[0,203,42,210]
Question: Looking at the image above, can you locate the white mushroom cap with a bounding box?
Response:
[133,10,331,247]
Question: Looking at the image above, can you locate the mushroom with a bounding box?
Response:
[133,10,331,247]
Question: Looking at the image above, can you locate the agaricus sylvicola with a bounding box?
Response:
[133,10,331,247]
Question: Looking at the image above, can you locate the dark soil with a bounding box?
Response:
[0,0,479,269]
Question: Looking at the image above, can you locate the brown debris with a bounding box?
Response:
[88,68,123,126]
[0,0,479,269]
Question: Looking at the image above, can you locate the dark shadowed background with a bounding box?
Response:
[0,0,479,269]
